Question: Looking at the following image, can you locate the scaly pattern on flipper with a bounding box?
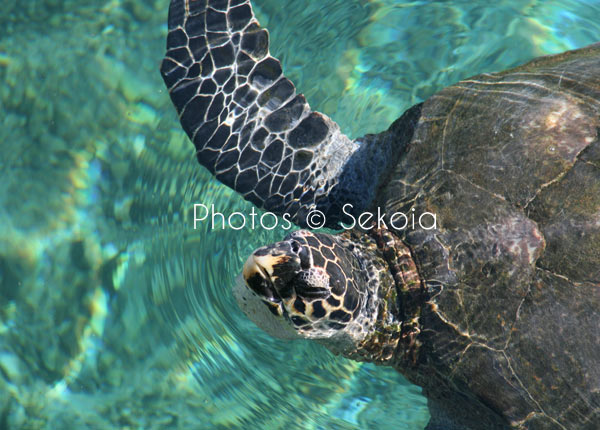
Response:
[161,0,364,226]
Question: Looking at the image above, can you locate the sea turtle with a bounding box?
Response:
[160,1,600,428]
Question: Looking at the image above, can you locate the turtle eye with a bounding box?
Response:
[294,276,329,299]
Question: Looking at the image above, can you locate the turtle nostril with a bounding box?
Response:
[291,240,301,253]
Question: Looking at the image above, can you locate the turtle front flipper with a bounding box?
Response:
[161,0,416,227]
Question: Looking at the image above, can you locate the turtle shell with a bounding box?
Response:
[378,43,600,428]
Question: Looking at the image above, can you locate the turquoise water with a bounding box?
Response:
[0,0,599,428]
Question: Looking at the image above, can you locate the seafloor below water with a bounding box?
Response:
[0,0,599,429]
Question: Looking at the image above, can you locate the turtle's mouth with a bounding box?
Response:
[242,241,303,317]
[242,254,286,304]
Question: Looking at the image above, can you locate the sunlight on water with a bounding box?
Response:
[258,0,600,138]
[0,0,599,428]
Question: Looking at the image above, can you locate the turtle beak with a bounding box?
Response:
[243,253,284,302]
[243,240,301,301]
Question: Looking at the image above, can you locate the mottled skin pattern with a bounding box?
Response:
[161,1,600,429]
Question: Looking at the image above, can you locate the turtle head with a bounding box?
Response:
[236,230,402,358]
